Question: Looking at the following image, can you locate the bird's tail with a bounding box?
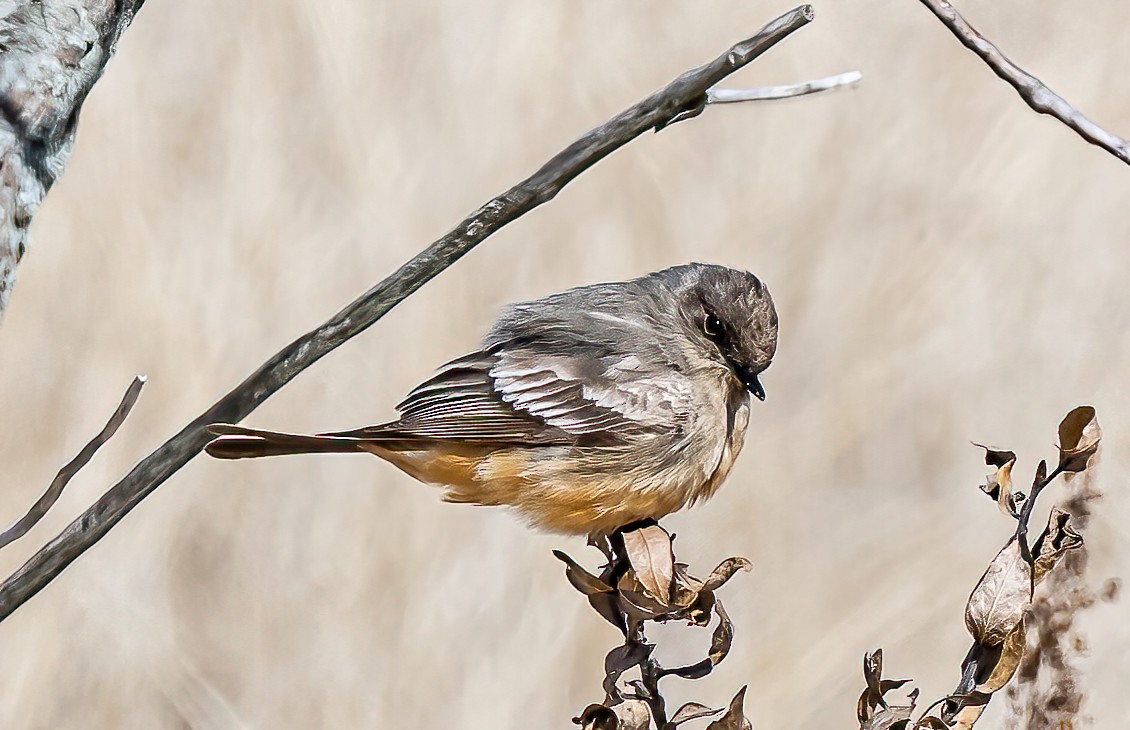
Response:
[204,424,367,460]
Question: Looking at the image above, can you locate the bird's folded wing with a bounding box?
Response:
[328,349,690,445]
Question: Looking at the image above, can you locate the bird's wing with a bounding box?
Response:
[328,348,691,445]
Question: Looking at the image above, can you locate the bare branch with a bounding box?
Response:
[0,0,146,320]
[917,0,1130,166]
[706,70,861,104]
[0,6,822,622]
[0,376,145,550]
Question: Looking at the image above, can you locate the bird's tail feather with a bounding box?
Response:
[205,424,366,460]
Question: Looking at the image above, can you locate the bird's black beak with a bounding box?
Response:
[739,368,766,401]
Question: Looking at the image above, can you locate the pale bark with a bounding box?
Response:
[0,0,144,320]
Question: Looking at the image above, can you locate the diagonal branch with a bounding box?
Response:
[0,5,821,622]
[917,0,1130,166]
[0,376,145,550]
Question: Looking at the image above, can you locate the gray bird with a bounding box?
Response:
[206,263,778,536]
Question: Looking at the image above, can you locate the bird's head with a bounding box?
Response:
[667,263,779,400]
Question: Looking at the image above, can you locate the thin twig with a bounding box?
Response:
[1014,463,1064,559]
[917,0,1130,166]
[0,376,145,550]
[0,6,820,622]
[707,70,861,103]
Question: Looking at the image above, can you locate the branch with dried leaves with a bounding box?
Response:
[559,523,754,730]
[0,5,858,622]
[0,0,147,320]
[917,0,1130,166]
[856,406,1109,730]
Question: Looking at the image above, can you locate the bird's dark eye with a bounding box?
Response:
[703,313,724,340]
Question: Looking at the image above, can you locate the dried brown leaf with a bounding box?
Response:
[949,702,987,730]
[941,689,989,725]
[701,557,753,592]
[554,550,613,597]
[616,571,670,622]
[1057,405,1100,473]
[858,649,912,723]
[671,702,723,726]
[975,618,1026,693]
[686,588,716,627]
[603,642,650,701]
[1032,507,1084,585]
[964,539,1032,646]
[671,563,705,610]
[914,718,949,730]
[669,563,717,625]
[861,705,913,730]
[662,596,738,680]
[705,686,752,730]
[858,650,883,722]
[615,700,652,730]
[623,524,675,604]
[575,704,619,730]
[709,599,735,666]
[975,445,1019,517]
[554,550,624,630]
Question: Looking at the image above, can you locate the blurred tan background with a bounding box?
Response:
[0,0,1127,727]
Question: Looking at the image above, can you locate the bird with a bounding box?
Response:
[205,263,778,537]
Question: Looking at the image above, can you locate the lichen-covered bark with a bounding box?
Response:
[0,0,144,321]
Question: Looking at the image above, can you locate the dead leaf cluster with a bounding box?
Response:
[856,406,1103,729]
[557,523,752,730]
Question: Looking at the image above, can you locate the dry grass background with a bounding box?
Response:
[0,1,1127,727]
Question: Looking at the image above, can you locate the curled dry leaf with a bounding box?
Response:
[555,550,614,596]
[1032,507,1084,585]
[976,445,1019,517]
[671,563,717,626]
[603,642,652,702]
[623,524,676,604]
[914,718,949,730]
[566,523,754,728]
[671,701,723,726]
[857,649,912,723]
[964,539,1032,646]
[617,570,671,623]
[951,618,1026,705]
[861,705,914,730]
[661,598,736,680]
[941,693,989,729]
[1057,405,1101,473]
[975,618,1026,693]
[554,550,625,631]
[706,686,752,730]
[709,600,735,666]
[949,703,987,730]
[701,557,753,592]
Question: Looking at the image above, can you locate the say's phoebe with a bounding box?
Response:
[206,263,778,536]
